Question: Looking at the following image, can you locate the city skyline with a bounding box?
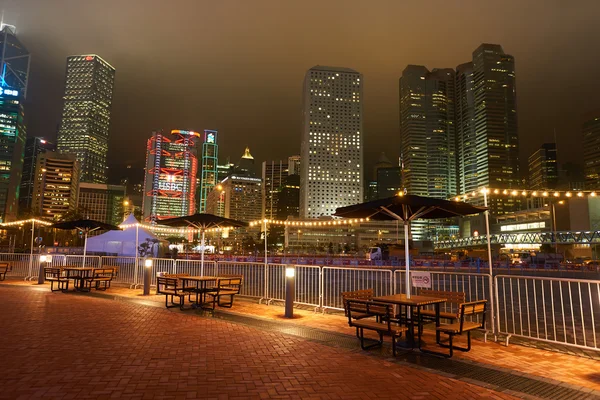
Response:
[3,1,600,179]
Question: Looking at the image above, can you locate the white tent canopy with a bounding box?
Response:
[86,214,163,256]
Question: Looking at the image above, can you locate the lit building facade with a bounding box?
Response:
[78,183,126,225]
[528,143,558,190]
[57,55,115,183]
[205,175,262,223]
[142,130,199,223]
[400,65,457,199]
[470,44,519,213]
[262,160,289,219]
[276,174,300,219]
[288,155,301,175]
[20,137,54,213]
[199,129,218,212]
[583,113,600,190]
[0,24,29,222]
[32,152,79,219]
[300,66,363,218]
[455,62,477,194]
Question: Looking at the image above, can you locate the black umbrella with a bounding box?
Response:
[334,194,486,297]
[160,213,248,274]
[50,219,121,267]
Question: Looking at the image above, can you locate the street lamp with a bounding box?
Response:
[143,258,153,295]
[297,229,302,255]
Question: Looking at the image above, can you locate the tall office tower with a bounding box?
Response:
[455,62,477,194]
[142,130,199,223]
[276,174,300,219]
[217,161,234,182]
[372,152,393,181]
[262,160,289,219]
[471,44,519,200]
[57,55,115,183]
[377,167,402,199]
[199,129,218,212]
[300,66,363,218]
[20,137,55,213]
[205,174,262,223]
[0,24,29,222]
[400,66,456,198]
[528,143,558,189]
[32,152,80,219]
[288,155,301,175]
[235,147,256,177]
[78,183,126,225]
[583,113,600,189]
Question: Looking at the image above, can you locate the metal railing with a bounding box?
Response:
[65,255,101,268]
[321,267,393,311]
[174,260,217,277]
[495,275,600,351]
[266,264,321,309]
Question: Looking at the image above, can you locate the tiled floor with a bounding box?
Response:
[0,284,517,400]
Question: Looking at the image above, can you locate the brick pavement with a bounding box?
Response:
[0,285,517,400]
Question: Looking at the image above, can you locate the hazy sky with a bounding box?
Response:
[2,0,599,183]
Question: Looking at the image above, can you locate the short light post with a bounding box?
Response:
[37,254,51,284]
[143,258,153,295]
[285,267,295,318]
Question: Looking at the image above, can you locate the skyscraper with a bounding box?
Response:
[205,174,262,223]
[400,65,456,199]
[455,62,477,194]
[262,160,289,219]
[300,66,363,218]
[57,55,115,183]
[142,130,199,223]
[199,129,218,212]
[287,155,301,176]
[20,137,55,213]
[0,24,29,222]
[471,44,519,190]
[528,143,558,189]
[32,152,80,219]
[78,183,126,225]
[583,113,600,189]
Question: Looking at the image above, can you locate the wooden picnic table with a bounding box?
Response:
[373,294,447,350]
[179,276,221,309]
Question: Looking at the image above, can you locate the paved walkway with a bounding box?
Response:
[0,285,517,400]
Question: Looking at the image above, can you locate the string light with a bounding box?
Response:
[0,218,53,227]
[118,223,240,234]
[450,188,596,200]
[248,217,370,227]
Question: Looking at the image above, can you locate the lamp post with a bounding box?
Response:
[143,258,153,295]
[37,254,51,284]
[551,200,564,254]
[285,267,295,318]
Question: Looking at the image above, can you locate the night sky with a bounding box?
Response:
[2,0,599,183]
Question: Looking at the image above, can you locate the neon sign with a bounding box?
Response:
[207,133,215,143]
[0,87,19,97]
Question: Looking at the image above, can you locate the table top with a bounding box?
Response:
[180,276,220,282]
[373,294,447,307]
[62,267,96,271]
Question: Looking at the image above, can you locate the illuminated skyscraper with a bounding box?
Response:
[32,152,80,219]
[0,24,29,222]
[199,129,218,212]
[142,130,199,223]
[528,143,558,190]
[20,137,54,213]
[287,155,300,175]
[262,160,289,219]
[583,113,600,189]
[400,65,457,199]
[300,66,363,218]
[57,54,115,183]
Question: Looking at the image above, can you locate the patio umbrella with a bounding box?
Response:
[50,219,121,268]
[334,194,486,298]
[159,213,248,275]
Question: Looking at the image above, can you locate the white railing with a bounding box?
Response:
[216,261,266,299]
[495,275,600,351]
[265,264,321,308]
[101,256,138,286]
[65,255,101,268]
[174,260,217,277]
[321,267,393,311]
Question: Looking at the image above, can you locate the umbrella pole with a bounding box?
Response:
[200,229,205,276]
[404,222,410,298]
[135,224,139,287]
[28,220,35,280]
[82,231,88,268]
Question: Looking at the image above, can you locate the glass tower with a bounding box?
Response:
[57,55,115,183]
[199,129,218,213]
[300,66,363,218]
[0,24,29,222]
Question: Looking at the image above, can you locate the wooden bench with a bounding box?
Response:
[341,289,374,320]
[82,268,117,291]
[425,300,487,358]
[205,276,243,309]
[0,262,12,281]
[156,276,188,310]
[44,267,69,292]
[418,289,466,322]
[346,299,409,356]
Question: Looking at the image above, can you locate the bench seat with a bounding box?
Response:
[437,321,481,334]
[419,309,459,320]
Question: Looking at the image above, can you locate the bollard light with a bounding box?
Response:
[37,255,50,285]
[143,259,153,295]
[284,267,295,318]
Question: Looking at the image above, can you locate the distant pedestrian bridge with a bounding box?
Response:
[434,230,600,249]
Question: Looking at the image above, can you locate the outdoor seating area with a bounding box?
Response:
[344,289,488,358]
[43,266,118,292]
[156,273,243,311]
